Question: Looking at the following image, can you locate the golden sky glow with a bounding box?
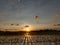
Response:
[0,24,35,31]
[21,24,33,31]
[0,0,60,31]
[0,23,60,31]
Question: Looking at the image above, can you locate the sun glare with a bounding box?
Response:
[25,28,30,32]
[22,24,32,32]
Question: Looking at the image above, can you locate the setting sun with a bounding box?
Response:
[22,24,32,32]
[25,27,30,32]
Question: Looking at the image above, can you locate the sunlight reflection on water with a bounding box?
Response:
[0,33,60,45]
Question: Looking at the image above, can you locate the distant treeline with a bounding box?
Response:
[29,29,60,35]
[0,29,60,36]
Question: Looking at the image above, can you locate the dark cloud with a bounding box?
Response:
[24,25,29,28]
[54,24,60,26]
[11,24,14,26]
[57,24,60,26]
[16,24,19,26]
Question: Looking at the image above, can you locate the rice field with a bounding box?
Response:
[0,33,60,45]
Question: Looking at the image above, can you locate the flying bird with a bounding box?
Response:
[34,16,40,23]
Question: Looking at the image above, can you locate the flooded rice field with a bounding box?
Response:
[0,33,60,45]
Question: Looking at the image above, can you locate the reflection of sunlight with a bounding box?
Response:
[23,32,34,44]
[25,33,31,38]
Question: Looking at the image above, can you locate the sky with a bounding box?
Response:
[0,0,60,31]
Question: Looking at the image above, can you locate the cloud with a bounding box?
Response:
[57,24,60,26]
[53,14,60,18]
[54,24,60,26]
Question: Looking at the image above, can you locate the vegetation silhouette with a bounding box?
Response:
[0,29,60,36]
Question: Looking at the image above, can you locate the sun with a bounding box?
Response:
[25,27,30,32]
[23,25,32,32]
